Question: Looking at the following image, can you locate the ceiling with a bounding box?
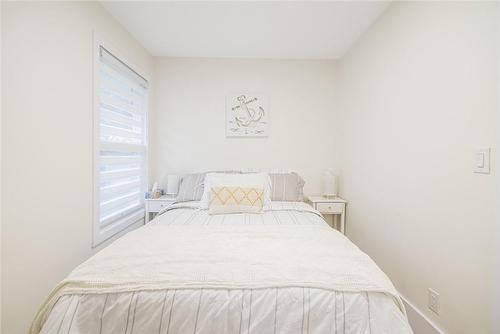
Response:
[101,1,390,60]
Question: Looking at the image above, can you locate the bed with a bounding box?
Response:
[31,201,412,334]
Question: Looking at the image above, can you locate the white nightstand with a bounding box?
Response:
[145,195,176,223]
[307,196,347,234]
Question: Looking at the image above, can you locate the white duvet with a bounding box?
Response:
[31,202,413,334]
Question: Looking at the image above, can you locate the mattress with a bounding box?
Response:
[33,202,413,334]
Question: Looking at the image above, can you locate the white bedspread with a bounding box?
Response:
[31,202,412,334]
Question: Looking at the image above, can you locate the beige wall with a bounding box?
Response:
[0,1,3,332]
[150,57,338,194]
[493,4,500,333]
[336,2,498,334]
[1,2,152,334]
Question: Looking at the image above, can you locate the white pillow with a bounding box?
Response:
[200,172,272,209]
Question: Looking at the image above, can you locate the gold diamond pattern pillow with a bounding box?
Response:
[209,186,264,214]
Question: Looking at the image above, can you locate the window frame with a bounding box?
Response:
[92,32,150,247]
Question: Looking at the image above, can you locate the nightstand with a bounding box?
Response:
[145,195,176,223]
[307,196,347,234]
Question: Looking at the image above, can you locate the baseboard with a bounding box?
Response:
[401,294,445,334]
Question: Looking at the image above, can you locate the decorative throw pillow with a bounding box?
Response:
[269,172,305,201]
[209,186,264,214]
[200,172,272,209]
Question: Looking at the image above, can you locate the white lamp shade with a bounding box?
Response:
[322,171,338,197]
[166,175,180,195]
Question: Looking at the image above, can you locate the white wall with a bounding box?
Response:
[150,58,338,194]
[0,1,3,332]
[1,2,152,334]
[336,2,498,334]
[493,4,500,333]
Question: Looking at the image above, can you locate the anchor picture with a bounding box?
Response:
[226,93,268,137]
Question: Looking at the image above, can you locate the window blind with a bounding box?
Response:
[95,46,148,244]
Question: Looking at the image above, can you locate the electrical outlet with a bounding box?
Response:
[428,288,440,315]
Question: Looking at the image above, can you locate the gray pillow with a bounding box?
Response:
[176,171,242,203]
[270,172,305,201]
[176,173,206,202]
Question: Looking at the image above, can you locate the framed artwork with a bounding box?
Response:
[226,93,268,137]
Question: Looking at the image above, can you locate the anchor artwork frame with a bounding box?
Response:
[226,93,268,137]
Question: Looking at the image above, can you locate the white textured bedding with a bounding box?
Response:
[32,202,412,334]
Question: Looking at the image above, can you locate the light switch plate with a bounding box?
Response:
[474,148,490,174]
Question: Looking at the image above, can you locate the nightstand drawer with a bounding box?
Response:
[316,202,344,214]
[148,201,172,212]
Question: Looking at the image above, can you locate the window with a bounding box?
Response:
[93,39,148,246]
